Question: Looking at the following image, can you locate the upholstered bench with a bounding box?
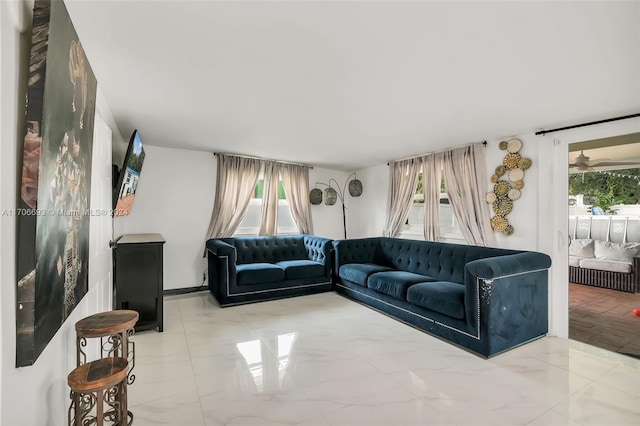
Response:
[206,235,333,306]
[569,238,640,292]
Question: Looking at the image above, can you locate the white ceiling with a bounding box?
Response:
[65,1,640,171]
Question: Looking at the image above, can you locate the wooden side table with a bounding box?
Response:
[68,357,130,425]
[75,310,138,385]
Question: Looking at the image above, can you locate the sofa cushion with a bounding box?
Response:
[569,239,595,258]
[406,281,466,319]
[367,271,436,300]
[339,264,394,286]
[276,259,325,280]
[594,240,640,263]
[569,256,582,267]
[579,258,632,274]
[236,263,285,285]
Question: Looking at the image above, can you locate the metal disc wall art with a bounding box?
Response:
[486,138,532,236]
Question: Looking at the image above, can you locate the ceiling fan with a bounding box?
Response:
[568,150,640,171]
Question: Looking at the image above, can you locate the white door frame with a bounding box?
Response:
[545,117,640,338]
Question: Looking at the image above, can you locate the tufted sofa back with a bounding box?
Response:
[376,238,519,283]
[335,237,519,283]
[221,235,327,264]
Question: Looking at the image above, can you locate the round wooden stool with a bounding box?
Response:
[68,357,130,425]
[75,310,138,384]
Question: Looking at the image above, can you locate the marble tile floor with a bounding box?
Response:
[129,291,640,426]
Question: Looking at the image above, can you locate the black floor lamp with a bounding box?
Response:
[309,172,363,239]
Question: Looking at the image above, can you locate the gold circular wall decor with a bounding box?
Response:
[508,168,524,182]
[491,215,508,231]
[494,180,510,196]
[493,197,513,215]
[508,188,521,200]
[519,157,532,170]
[507,138,522,153]
[503,153,522,169]
[487,139,530,237]
[486,192,497,203]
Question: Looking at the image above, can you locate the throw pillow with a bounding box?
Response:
[569,239,595,258]
[594,240,640,263]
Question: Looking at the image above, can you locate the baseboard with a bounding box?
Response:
[163,286,208,296]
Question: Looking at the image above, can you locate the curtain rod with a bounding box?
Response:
[214,152,313,169]
[387,140,487,165]
[535,113,640,136]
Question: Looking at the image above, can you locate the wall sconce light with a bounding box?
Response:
[309,172,363,238]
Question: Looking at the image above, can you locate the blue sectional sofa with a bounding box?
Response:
[332,237,552,357]
[206,235,333,306]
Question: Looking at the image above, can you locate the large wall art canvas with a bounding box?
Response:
[16,0,97,367]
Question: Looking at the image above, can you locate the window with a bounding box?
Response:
[399,172,466,244]
[233,176,298,236]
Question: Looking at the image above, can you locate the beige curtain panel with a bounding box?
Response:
[442,143,496,247]
[383,158,420,237]
[421,153,443,242]
[204,154,262,243]
[280,163,314,234]
[258,161,281,236]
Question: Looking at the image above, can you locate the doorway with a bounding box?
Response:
[567,133,640,358]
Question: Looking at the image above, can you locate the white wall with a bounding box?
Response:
[1,2,117,422]
[116,146,216,290]
[309,167,351,239]
[348,164,389,238]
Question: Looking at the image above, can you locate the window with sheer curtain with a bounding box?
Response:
[400,172,466,244]
[204,154,313,249]
[233,175,298,236]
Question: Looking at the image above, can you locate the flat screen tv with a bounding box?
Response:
[113,129,145,217]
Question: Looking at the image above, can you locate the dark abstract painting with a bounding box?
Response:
[16,0,97,367]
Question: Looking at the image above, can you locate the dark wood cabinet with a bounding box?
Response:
[113,234,165,332]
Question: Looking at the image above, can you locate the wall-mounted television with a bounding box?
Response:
[113,129,145,217]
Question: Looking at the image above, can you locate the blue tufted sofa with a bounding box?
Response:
[333,237,552,357]
[206,235,333,306]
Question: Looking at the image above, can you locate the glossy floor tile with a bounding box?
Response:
[129,292,640,426]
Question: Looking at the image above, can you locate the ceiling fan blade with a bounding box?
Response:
[569,167,592,174]
[589,160,640,167]
[584,157,609,166]
[569,162,589,168]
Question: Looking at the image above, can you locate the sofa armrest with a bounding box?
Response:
[206,239,237,297]
[206,239,236,263]
[332,238,380,270]
[465,252,552,280]
[463,252,551,344]
[303,235,332,265]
